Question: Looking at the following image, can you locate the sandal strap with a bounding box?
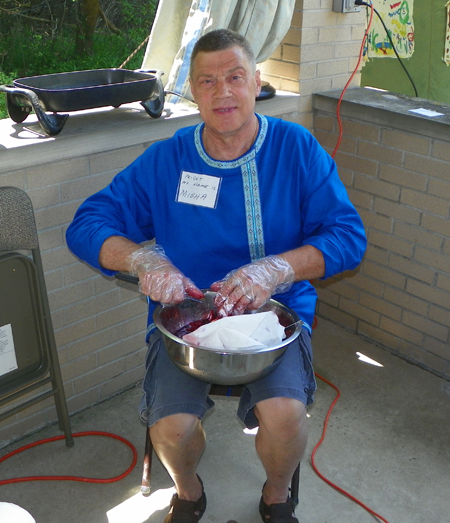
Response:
[166,494,207,523]
[259,497,298,523]
[164,477,207,523]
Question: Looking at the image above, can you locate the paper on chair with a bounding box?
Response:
[182,311,285,351]
[0,324,18,378]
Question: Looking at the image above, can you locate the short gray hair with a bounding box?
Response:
[189,29,256,77]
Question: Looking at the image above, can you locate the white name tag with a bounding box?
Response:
[176,171,221,209]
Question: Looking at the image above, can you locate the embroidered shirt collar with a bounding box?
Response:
[194,114,267,169]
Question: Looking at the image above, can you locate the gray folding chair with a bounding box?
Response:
[0,186,73,447]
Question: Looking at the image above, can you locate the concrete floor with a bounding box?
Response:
[1,318,449,523]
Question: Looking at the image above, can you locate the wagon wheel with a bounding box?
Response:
[141,75,165,119]
[6,92,32,123]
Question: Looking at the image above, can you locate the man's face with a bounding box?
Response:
[190,46,261,138]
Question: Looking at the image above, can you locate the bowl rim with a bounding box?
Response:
[153,291,302,355]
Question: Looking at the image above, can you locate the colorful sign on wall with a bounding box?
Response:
[367,0,415,58]
[445,1,450,64]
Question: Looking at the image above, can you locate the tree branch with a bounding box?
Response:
[0,6,51,23]
[99,8,121,35]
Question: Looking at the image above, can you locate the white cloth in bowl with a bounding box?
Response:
[182,311,285,351]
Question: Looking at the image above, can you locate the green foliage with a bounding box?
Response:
[0,0,159,119]
[0,71,16,120]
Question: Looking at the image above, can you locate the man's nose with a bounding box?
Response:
[214,78,230,97]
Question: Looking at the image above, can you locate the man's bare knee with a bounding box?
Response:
[150,413,201,446]
[254,397,306,439]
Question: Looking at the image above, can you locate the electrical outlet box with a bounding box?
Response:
[332,0,361,13]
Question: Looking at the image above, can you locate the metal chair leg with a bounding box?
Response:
[141,427,153,495]
[290,463,301,507]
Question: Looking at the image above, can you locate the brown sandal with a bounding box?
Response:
[163,476,207,523]
[259,496,299,523]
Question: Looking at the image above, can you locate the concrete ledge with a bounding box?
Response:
[0,91,300,173]
[314,87,450,142]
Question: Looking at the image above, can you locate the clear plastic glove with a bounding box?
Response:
[126,245,204,305]
[211,255,295,317]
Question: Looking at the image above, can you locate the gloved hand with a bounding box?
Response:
[211,255,295,317]
[126,245,204,305]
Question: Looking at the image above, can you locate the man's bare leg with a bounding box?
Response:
[254,397,308,507]
[150,413,205,503]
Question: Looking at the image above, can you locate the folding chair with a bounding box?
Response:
[0,186,73,447]
[115,273,301,505]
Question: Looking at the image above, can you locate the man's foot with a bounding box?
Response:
[163,477,207,523]
[259,496,299,523]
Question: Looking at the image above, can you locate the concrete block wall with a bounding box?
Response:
[0,144,150,447]
[313,89,450,380]
[260,0,367,128]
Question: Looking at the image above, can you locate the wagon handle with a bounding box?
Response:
[0,84,68,136]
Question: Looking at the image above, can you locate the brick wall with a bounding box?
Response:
[0,144,150,447]
[313,89,450,380]
[260,0,367,128]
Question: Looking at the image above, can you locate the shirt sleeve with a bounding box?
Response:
[66,152,155,276]
[299,140,367,279]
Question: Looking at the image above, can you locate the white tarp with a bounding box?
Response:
[141,0,296,102]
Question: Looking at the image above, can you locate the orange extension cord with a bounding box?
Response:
[331,2,374,159]
[322,6,391,519]
[312,372,390,523]
[0,431,137,485]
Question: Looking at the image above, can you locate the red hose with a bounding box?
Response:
[312,371,390,523]
[0,431,137,485]
[310,314,389,522]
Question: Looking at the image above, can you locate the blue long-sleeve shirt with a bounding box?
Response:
[66,114,366,333]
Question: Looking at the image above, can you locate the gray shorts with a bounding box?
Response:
[139,329,317,429]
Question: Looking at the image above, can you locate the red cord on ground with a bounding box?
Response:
[0,431,137,486]
[312,370,390,521]
[331,3,374,159]
[312,373,390,523]
[311,317,390,522]
[321,8,391,518]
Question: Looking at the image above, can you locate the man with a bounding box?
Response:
[66,29,366,523]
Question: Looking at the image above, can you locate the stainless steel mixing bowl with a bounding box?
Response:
[153,291,302,385]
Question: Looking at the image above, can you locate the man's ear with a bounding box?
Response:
[189,78,195,102]
[255,70,262,96]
